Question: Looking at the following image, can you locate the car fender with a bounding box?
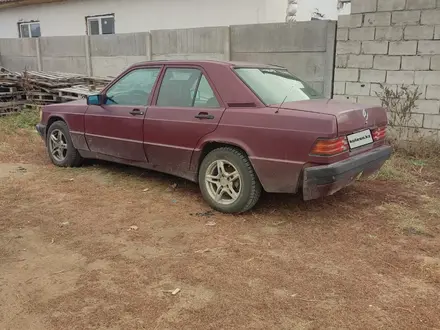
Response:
[190,134,255,172]
[45,113,70,133]
[45,110,89,151]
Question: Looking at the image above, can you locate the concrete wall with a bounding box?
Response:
[0,21,336,97]
[40,36,87,74]
[151,27,230,62]
[0,38,38,71]
[334,0,440,140]
[89,27,230,77]
[0,0,286,38]
[231,21,337,96]
[90,32,150,77]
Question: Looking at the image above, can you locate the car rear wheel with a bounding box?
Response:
[47,121,83,167]
[199,147,262,213]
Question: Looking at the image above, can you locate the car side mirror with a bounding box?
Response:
[87,94,102,105]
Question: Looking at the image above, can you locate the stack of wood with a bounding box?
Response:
[0,66,112,116]
[0,67,23,116]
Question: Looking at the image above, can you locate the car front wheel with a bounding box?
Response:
[46,121,83,167]
[199,147,262,213]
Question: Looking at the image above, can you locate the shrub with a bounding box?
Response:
[375,84,440,159]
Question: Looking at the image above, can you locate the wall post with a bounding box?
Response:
[35,38,42,71]
[146,32,152,61]
[223,27,231,61]
[84,35,92,76]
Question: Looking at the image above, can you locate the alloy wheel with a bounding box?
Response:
[49,129,68,162]
[205,159,242,205]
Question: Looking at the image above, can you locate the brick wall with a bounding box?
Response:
[334,0,440,140]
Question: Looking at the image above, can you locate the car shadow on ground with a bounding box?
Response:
[80,159,364,218]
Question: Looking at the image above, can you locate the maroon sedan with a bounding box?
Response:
[36,60,391,213]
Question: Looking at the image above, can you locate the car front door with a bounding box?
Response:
[85,67,161,162]
[144,66,225,176]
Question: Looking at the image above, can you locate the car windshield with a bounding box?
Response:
[234,68,323,105]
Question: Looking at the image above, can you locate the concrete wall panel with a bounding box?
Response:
[152,53,225,61]
[0,56,38,71]
[90,33,149,57]
[0,38,36,56]
[40,36,86,57]
[309,82,325,94]
[231,52,326,82]
[151,27,228,55]
[42,56,87,74]
[231,21,329,53]
[91,56,148,77]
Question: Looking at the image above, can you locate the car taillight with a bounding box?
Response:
[372,126,386,141]
[310,137,349,156]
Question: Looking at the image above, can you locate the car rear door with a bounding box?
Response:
[144,66,225,176]
[85,67,161,162]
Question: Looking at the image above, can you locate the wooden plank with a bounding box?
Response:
[0,68,111,107]
[0,101,25,109]
[57,85,101,97]
[0,108,21,117]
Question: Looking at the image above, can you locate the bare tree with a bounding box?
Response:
[312,8,325,20]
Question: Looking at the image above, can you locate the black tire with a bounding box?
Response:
[46,121,83,167]
[198,147,262,213]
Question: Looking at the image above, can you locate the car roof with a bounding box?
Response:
[131,59,284,69]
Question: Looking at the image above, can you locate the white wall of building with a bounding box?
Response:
[0,0,287,38]
[297,0,351,21]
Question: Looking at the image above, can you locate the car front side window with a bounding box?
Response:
[156,68,219,108]
[105,68,160,106]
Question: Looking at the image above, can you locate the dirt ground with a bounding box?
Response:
[1,122,440,329]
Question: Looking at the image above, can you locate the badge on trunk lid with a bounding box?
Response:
[362,109,368,126]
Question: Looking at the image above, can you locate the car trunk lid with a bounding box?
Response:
[270,99,388,136]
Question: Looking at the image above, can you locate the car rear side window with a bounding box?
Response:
[105,68,160,106]
[157,68,220,108]
[234,68,322,105]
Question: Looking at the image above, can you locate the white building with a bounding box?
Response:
[0,0,287,38]
[0,0,352,39]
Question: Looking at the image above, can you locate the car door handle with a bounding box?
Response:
[195,112,214,120]
[129,109,144,116]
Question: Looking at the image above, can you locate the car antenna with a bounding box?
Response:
[275,94,289,114]
[275,80,298,113]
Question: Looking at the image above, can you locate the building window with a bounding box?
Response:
[86,15,115,35]
[18,22,41,38]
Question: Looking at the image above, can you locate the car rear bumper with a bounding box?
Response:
[302,145,392,201]
[36,123,46,140]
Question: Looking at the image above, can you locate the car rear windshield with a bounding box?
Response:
[234,68,323,105]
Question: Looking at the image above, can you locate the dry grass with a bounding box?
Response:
[1,113,440,329]
[381,202,432,237]
[387,132,440,160]
[0,108,40,132]
[368,155,415,182]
